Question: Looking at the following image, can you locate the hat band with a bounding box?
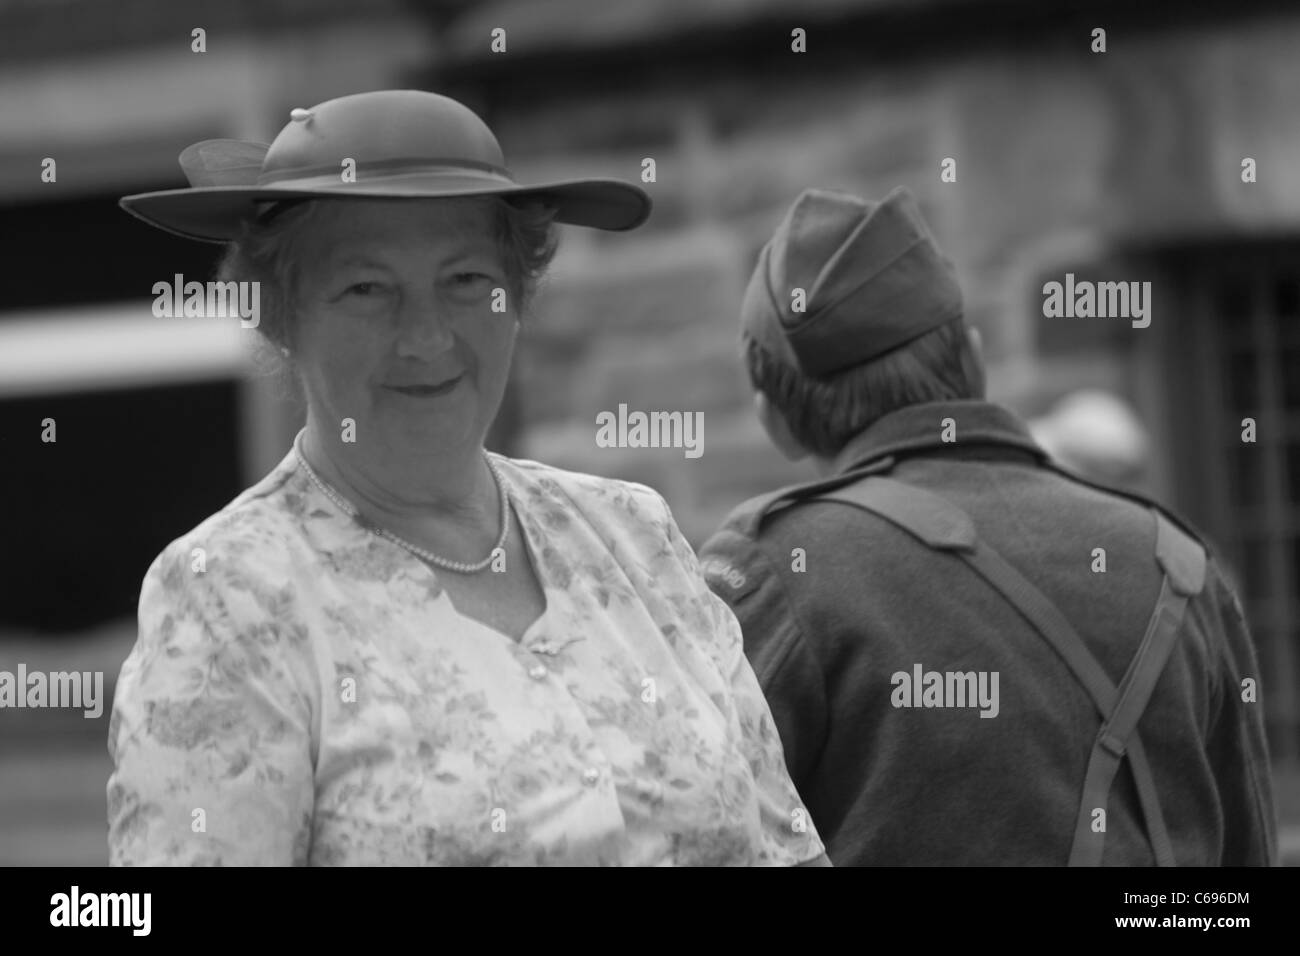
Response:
[257,157,515,188]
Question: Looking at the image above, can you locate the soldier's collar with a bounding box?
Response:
[832,400,1050,474]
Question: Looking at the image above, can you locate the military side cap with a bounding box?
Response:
[741,186,963,377]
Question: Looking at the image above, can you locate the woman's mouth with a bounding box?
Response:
[385,375,463,398]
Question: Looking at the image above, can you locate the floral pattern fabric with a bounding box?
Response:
[107,436,824,866]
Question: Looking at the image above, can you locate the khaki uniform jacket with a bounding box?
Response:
[699,399,1278,866]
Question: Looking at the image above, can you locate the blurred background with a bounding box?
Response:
[1,0,1297,864]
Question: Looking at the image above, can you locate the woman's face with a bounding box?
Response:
[290,197,518,461]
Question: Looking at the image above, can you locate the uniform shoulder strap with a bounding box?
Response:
[818,477,1118,706]
[1067,509,1205,865]
[1041,460,1213,556]
[718,455,899,539]
[816,475,1204,867]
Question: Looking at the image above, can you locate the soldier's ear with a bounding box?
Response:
[964,324,988,398]
[754,391,810,462]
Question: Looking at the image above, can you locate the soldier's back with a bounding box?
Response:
[711,447,1275,865]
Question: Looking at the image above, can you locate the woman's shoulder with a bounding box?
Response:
[492,453,672,529]
[143,450,311,588]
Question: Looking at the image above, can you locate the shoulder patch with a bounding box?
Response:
[699,553,754,599]
[698,528,767,603]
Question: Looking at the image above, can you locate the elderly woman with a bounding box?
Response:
[107,90,828,866]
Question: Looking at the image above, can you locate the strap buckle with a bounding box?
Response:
[1098,728,1126,759]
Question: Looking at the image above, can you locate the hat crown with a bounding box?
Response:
[261,90,507,180]
[741,185,963,377]
[768,187,929,309]
[768,189,877,298]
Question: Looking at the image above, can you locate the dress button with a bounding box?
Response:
[582,767,600,786]
[528,664,548,680]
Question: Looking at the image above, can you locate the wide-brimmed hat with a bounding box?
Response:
[119,89,652,242]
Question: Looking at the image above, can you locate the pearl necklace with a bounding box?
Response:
[293,437,510,575]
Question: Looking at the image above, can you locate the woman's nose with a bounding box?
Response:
[396,294,455,355]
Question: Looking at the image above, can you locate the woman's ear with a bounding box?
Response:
[754,391,810,462]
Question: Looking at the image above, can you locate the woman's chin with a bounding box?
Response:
[380,405,486,452]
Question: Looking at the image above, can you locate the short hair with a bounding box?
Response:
[743,316,984,458]
[214,195,560,369]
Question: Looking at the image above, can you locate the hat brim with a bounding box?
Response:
[119,173,651,242]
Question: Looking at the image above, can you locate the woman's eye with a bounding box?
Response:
[347,282,378,296]
[453,272,491,286]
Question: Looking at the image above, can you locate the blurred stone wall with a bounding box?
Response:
[464,10,1300,546]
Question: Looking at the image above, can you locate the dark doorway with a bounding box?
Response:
[1,379,243,634]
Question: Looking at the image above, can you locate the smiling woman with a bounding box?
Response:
[106,89,829,867]
[245,197,541,479]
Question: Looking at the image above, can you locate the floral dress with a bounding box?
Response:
[107,433,825,865]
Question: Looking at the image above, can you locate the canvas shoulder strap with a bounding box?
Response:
[815,475,1206,866]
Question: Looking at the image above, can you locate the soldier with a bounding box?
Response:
[699,185,1278,866]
